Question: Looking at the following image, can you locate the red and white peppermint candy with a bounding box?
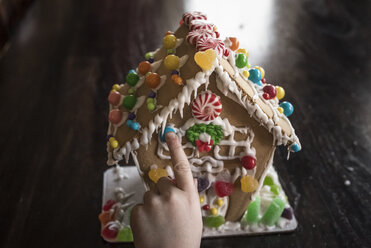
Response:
[186,29,215,45]
[192,92,222,121]
[182,12,207,25]
[189,20,215,32]
[196,37,226,56]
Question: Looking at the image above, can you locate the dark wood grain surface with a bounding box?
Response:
[0,0,370,247]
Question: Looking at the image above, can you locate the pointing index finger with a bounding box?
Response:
[165,132,194,192]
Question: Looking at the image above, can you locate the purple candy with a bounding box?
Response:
[128,112,136,120]
[148,91,156,98]
[107,134,113,141]
[281,207,293,220]
[171,70,180,75]
[147,58,154,63]
[197,176,210,192]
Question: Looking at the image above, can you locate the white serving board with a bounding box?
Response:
[101,166,297,242]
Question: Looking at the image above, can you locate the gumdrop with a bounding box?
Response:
[116,226,134,242]
[214,181,234,197]
[261,198,286,226]
[148,168,168,183]
[204,215,225,228]
[194,49,217,71]
[240,175,258,193]
[197,176,210,192]
[246,197,260,224]
[263,175,274,186]
[101,222,119,240]
[270,184,280,195]
[99,211,113,226]
[103,200,116,211]
[281,207,293,220]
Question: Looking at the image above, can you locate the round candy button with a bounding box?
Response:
[108,109,123,125]
[279,101,294,117]
[146,73,161,89]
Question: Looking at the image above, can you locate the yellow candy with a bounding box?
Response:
[236,48,249,57]
[200,196,205,203]
[112,84,121,91]
[164,55,180,70]
[276,86,285,100]
[163,34,177,49]
[254,66,265,79]
[216,198,224,206]
[148,168,168,183]
[210,208,218,216]
[243,70,250,78]
[194,49,217,71]
[277,107,284,114]
[240,175,259,193]
[109,137,119,148]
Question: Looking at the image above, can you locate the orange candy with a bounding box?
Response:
[146,73,161,89]
[148,168,168,183]
[164,31,174,36]
[171,74,183,85]
[138,61,151,75]
[229,37,239,51]
[99,212,113,226]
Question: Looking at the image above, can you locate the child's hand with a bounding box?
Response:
[130,132,202,248]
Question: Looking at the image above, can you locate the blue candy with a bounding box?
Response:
[279,101,294,117]
[248,68,262,84]
[290,143,301,152]
[126,120,141,131]
[128,69,136,74]
[160,126,176,142]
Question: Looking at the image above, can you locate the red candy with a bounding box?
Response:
[182,11,207,25]
[103,199,116,211]
[101,223,119,240]
[214,181,234,197]
[263,84,277,99]
[189,20,215,31]
[186,29,215,45]
[192,92,222,121]
[261,78,267,84]
[108,109,123,125]
[108,91,122,106]
[241,155,257,170]
[196,37,226,56]
[202,204,210,210]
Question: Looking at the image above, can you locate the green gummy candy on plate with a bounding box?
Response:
[204,215,225,228]
[270,184,280,195]
[246,197,261,224]
[263,176,274,186]
[116,226,133,242]
[261,197,286,226]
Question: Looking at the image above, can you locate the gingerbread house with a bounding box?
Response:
[101,11,301,241]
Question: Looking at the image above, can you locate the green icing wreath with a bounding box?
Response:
[186,123,224,145]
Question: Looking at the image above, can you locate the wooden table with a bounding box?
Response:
[0,0,370,247]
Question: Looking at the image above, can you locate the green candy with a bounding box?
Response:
[145,52,154,60]
[270,184,280,195]
[235,53,248,68]
[263,176,274,186]
[246,197,260,224]
[167,48,176,54]
[126,72,139,87]
[261,197,286,226]
[128,88,135,94]
[116,226,133,242]
[146,98,155,104]
[204,215,225,228]
[123,95,137,110]
[147,102,156,111]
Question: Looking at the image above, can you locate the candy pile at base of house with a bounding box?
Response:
[98,164,296,242]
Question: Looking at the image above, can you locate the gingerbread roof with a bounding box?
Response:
[106,11,301,166]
